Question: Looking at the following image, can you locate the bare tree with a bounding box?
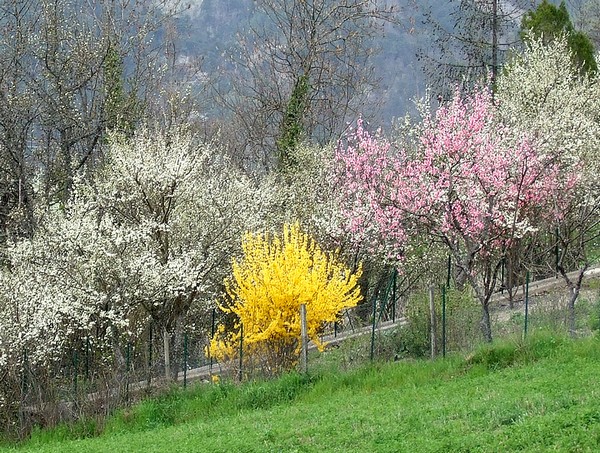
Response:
[0,0,40,241]
[0,0,193,241]
[214,0,399,173]
[420,0,533,96]
[554,198,600,336]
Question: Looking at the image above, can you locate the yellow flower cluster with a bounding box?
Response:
[208,222,362,373]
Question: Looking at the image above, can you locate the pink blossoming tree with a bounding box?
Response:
[335,87,572,341]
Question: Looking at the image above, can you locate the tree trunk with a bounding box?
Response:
[480,301,493,343]
[506,249,516,309]
[172,318,184,382]
[566,274,584,338]
[568,288,578,338]
[461,261,493,342]
[452,248,497,343]
[111,326,126,369]
[454,265,468,291]
[491,0,498,86]
[558,265,587,338]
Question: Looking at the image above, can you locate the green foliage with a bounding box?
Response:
[233,372,315,411]
[121,391,184,430]
[521,0,597,74]
[569,30,597,72]
[521,1,572,39]
[14,336,600,452]
[101,372,317,437]
[277,74,310,171]
[26,418,99,446]
[467,332,567,370]
[103,42,136,134]
[398,287,480,358]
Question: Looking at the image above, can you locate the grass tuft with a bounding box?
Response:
[466,331,567,370]
[99,371,318,437]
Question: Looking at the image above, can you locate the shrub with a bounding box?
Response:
[395,287,480,359]
[209,222,362,375]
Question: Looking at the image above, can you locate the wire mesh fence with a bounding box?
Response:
[3,268,599,440]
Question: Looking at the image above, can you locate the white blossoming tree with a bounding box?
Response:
[496,37,600,334]
[0,125,260,392]
[264,143,348,245]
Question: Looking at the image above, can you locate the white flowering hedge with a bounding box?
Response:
[0,126,262,381]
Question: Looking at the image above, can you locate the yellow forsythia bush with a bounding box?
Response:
[209,222,362,375]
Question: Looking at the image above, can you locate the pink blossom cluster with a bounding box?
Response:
[335,87,573,257]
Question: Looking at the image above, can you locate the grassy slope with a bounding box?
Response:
[9,335,600,453]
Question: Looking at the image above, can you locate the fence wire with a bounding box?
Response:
[3,270,599,440]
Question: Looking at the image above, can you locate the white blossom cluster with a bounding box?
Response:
[0,126,261,370]
[496,37,600,272]
[260,143,349,250]
[496,36,600,193]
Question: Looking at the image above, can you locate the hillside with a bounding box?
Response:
[13,334,600,452]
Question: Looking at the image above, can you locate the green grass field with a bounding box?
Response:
[7,333,600,452]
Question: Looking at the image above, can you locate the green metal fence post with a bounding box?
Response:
[148,322,153,387]
[126,342,131,402]
[21,349,28,396]
[442,285,447,358]
[392,268,397,323]
[370,295,377,361]
[446,255,452,288]
[555,227,560,276]
[501,256,505,294]
[209,308,215,375]
[73,349,78,398]
[85,338,90,381]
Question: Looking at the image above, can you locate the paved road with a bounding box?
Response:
[491,266,600,305]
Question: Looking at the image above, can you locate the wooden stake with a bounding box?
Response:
[300,304,308,373]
